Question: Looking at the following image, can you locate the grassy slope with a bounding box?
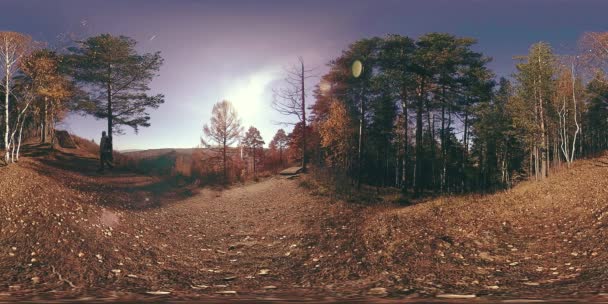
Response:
[350,154,608,296]
[1,142,608,300]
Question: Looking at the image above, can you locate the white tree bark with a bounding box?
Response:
[569,63,580,164]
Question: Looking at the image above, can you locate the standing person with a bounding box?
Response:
[98,131,114,172]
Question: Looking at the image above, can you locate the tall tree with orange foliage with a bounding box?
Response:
[21,50,73,145]
[319,99,354,169]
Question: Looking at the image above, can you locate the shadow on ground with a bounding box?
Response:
[19,143,199,210]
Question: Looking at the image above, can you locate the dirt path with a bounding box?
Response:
[118,177,329,293]
[2,146,368,301]
[5,146,608,302]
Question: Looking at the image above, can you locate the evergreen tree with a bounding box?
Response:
[67,34,165,153]
[242,126,265,177]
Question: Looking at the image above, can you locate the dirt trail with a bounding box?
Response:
[4,145,608,302]
[1,145,359,301]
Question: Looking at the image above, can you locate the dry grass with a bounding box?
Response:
[3,141,608,300]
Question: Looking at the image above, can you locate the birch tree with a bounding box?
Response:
[555,63,582,166]
[0,32,34,163]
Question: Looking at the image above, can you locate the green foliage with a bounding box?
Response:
[67,34,165,135]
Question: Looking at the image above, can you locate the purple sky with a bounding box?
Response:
[2,0,608,150]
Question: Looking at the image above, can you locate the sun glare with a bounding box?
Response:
[225,69,277,122]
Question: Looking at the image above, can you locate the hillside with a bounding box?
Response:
[1,144,608,302]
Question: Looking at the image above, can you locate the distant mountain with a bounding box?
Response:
[122,148,202,158]
[119,149,143,153]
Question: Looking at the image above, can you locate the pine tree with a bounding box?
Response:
[67,34,165,153]
[242,126,265,177]
[270,129,289,166]
[515,42,556,180]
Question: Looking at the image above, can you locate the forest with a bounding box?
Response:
[5,2,608,300]
[276,32,608,196]
[2,30,608,198]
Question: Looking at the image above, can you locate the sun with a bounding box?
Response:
[225,69,277,120]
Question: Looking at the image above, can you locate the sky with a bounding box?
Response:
[2,0,608,150]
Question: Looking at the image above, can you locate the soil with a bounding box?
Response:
[1,144,608,303]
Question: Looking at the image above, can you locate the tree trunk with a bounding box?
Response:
[570,63,580,163]
[107,64,114,160]
[537,56,547,179]
[300,60,307,171]
[401,87,409,192]
[426,103,435,191]
[41,97,48,143]
[462,107,469,191]
[440,85,446,193]
[357,92,364,190]
[414,81,425,196]
[253,147,257,177]
[223,139,227,183]
[4,60,10,163]
[16,114,26,161]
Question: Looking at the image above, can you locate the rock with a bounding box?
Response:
[30,277,40,284]
[258,269,270,275]
[368,287,387,296]
[436,294,476,299]
[191,284,209,290]
[78,252,85,258]
[479,252,494,261]
[111,269,121,274]
[8,285,20,291]
[146,291,171,295]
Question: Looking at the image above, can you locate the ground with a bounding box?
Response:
[2,144,608,302]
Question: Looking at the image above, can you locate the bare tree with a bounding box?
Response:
[0,32,35,164]
[272,57,316,171]
[201,100,243,183]
[579,32,608,77]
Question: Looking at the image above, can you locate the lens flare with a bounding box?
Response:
[352,60,363,78]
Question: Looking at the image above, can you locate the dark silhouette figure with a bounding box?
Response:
[98,131,114,172]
